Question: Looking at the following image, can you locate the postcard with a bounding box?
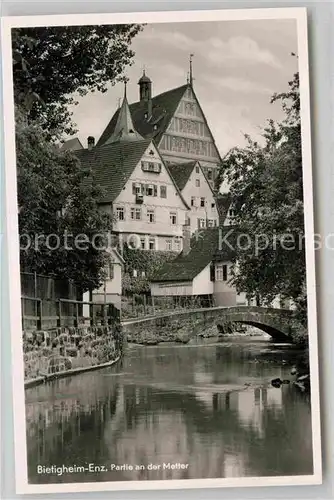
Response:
[1,7,322,494]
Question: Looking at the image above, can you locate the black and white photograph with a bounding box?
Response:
[1,7,322,494]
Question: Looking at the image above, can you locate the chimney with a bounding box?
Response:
[182,224,191,256]
[87,136,95,151]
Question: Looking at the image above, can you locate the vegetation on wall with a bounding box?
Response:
[122,247,177,295]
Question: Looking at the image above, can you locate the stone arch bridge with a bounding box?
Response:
[122,306,306,344]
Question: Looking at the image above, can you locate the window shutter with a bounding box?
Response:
[132,183,136,194]
[210,263,215,282]
[141,183,145,194]
[153,185,158,196]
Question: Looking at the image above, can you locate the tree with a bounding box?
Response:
[217,73,307,321]
[12,24,143,137]
[17,108,113,292]
[122,247,177,295]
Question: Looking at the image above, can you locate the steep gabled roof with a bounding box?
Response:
[168,161,197,192]
[97,84,188,147]
[168,160,217,196]
[151,227,238,283]
[75,139,151,203]
[216,193,232,225]
[151,228,218,282]
[60,137,84,152]
[105,87,144,144]
[75,139,189,209]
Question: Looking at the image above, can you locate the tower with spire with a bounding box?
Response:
[105,81,144,144]
[138,69,152,102]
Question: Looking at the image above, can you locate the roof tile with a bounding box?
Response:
[97,85,188,147]
[151,227,237,283]
[168,161,197,191]
[75,139,151,203]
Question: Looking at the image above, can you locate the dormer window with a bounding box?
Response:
[141,161,161,173]
[153,124,158,130]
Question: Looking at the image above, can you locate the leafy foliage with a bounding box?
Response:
[17,108,112,292]
[216,73,307,320]
[12,24,143,137]
[122,247,177,294]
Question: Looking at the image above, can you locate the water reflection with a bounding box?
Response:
[26,342,313,483]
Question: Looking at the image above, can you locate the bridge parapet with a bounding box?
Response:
[122,306,305,344]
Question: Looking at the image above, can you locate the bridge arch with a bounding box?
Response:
[122,306,306,344]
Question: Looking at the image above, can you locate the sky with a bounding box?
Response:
[68,18,299,155]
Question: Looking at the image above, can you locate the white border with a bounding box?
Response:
[1,7,322,495]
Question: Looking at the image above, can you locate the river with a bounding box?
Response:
[25,337,313,484]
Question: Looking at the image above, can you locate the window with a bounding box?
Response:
[160,185,167,198]
[141,161,161,173]
[149,238,156,250]
[229,209,236,218]
[131,207,142,220]
[208,219,215,228]
[200,197,205,207]
[196,179,200,187]
[195,165,200,173]
[140,238,146,250]
[146,184,154,196]
[216,264,228,281]
[132,182,141,195]
[174,238,181,252]
[211,202,215,209]
[185,216,191,226]
[198,218,206,229]
[207,168,213,180]
[106,259,114,280]
[191,197,196,207]
[166,239,172,251]
[147,209,155,223]
[116,207,125,220]
[170,212,177,225]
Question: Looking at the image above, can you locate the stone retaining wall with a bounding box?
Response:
[23,322,123,381]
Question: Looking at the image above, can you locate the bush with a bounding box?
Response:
[65,346,78,357]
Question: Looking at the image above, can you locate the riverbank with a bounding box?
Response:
[24,356,121,389]
[23,323,122,385]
